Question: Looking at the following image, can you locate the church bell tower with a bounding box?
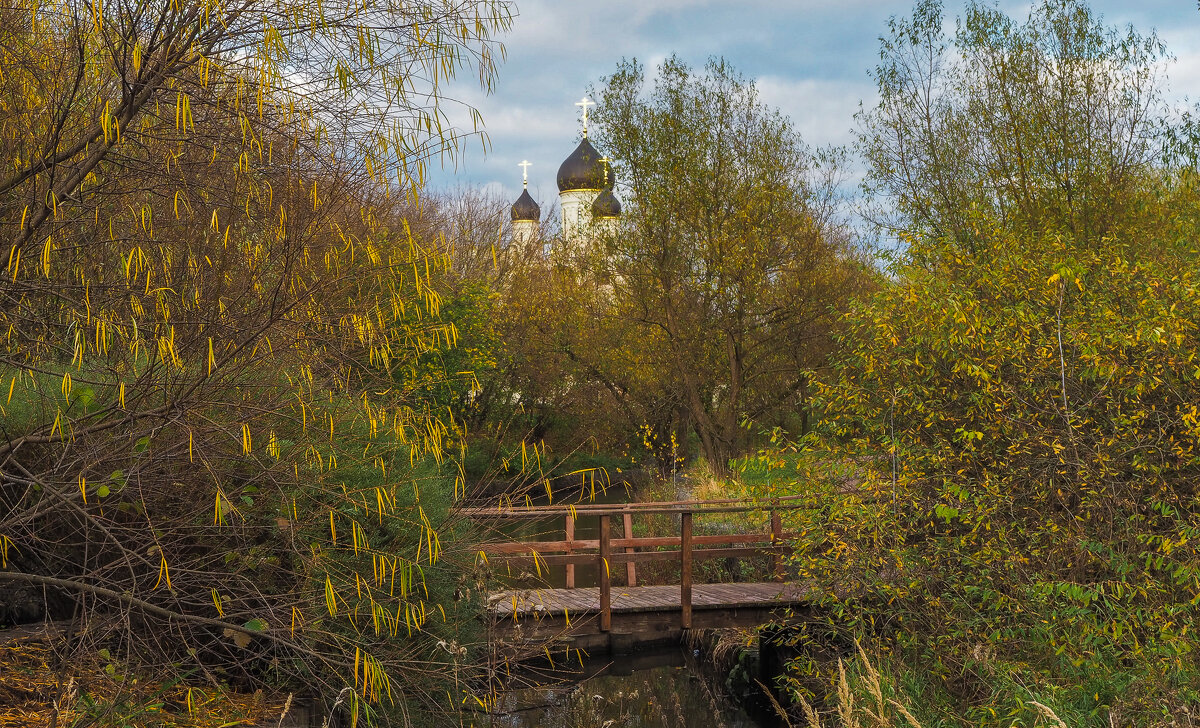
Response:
[510,159,540,246]
[557,96,620,243]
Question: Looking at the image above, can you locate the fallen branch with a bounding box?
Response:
[0,571,347,669]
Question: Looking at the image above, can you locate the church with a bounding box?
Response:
[510,96,621,245]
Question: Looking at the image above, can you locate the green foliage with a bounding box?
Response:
[559,55,875,471]
[786,178,1200,723]
[859,0,1169,247]
[399,278,503,424]
[751,4,1200,723]
[0,0,509,723]
[473,241,677,458]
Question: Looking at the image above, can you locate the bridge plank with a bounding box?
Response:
[489,582,811,618]
[488,545,790,569]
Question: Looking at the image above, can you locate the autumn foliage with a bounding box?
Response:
[777,1,1200,723]
[0,0,510,722]
[798,194,1200,722]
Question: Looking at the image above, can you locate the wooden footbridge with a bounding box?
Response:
[463,498,815,653]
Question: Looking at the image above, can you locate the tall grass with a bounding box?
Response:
[791,644,1072,728]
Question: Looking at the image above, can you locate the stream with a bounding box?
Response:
[491,644,761,728]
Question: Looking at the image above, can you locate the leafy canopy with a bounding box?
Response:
[587,56,871,471]
[780,1,1200,722]
[0,0,511,720]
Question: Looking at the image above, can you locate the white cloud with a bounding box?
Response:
[422,0,1200,201]
[756,76,876,150]
[1160,33,1200,105]
[478,180,512,200]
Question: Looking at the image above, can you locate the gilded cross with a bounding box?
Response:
[575,96,596,137]
[600,156,610,185]
[518,160,532,188]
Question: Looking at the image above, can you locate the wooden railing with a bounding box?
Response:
[462,498,806,631]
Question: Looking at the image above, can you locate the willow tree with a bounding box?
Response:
[781,2,1200,721]
[858,0,1169,248]
[0,0,510,722]
[590,56,872,473]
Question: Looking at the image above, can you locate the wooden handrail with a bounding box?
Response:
[460,495,811,519]
[483,532,790,554]
[771,509,784,580]
[487,545,789,568]
[564,512,576,589]
[622,512,637,587]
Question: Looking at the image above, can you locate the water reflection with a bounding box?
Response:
[493,646,759,728]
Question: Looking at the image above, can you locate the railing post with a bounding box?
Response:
[680,510,693,629]
[622,511,637,587]
[599,514,611,632]
[771,499,783,582]
[565,513,575,589]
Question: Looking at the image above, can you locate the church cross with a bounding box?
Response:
[600,156,610,185]
[575,96,596,137]
[518,160,532,188]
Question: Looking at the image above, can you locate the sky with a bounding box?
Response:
[425,1,1200,214]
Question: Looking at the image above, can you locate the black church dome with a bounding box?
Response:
[510,189,540,222]
[557,138,607,192]
[591,188,621,218]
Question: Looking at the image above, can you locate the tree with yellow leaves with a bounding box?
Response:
[589,56,874,474]
[785,2,1200,722]
[0,0,510,722]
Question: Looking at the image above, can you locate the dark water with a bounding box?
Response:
[490,646,760,728]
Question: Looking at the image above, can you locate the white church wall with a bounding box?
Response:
[560,189,598,242]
